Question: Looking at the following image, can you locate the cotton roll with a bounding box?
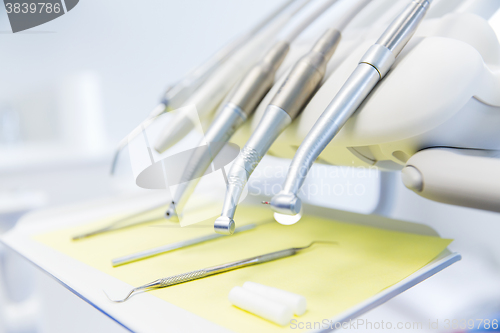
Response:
[228,286,293,326]
[243,281,307,315]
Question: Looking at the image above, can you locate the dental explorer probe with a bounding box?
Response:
[109,0,302,174]
[164,0,342,221]
[105,241,336,302]
[154,0,313,154]
[72,205,166,241]
[270,0,433,216]
[214,0,371,235]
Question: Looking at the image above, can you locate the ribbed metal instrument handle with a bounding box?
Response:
[159,269,210,287]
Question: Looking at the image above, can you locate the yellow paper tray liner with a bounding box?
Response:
[33,204,452,333]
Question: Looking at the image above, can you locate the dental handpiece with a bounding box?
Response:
[270,0,433,216]
[153,0,313,154]
[164,0,341,221]
[109,0,303,174]
[215,0,372,235]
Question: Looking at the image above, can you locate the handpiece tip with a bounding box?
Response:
[269,192,302,215]
[214,216,235,235]
[165,206,179,222]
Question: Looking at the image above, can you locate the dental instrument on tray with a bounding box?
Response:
[105,241,336,303]
[163,0,342,221]
[270,0,433,217]
[109,0,306,174]
[214,0,371,235]
[153,0,313,154]
[111,223,257,267]
[72,202,169,240]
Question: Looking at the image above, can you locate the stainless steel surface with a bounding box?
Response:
[272,64,380,215]
[270,29,341,119]
[111,223,257,266]
[159,269,209,287]
[359,44,396,78]
[106,241,332,302]
[230,41,290,115]
[270,0,432,215]
[217,105,291,234]
[217,28,342,233]
[271,192,302,215]
[165,42,289,219]
[214,216,236,235]
[376,0,431,57]
[72,202,167,240]
[165,103,247,220]
[165,1,343,219]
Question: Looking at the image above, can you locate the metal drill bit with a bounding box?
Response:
[163,0,341,221]
[270,0,433,216]
[215,0,372,235]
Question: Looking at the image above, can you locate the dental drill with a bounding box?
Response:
[109,0,304,174]
[153,0,313,154]
[270,0,433,217]
[215,0,371,235]
[165,0,342,221]
[72,1,316,241]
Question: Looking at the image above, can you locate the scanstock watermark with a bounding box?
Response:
[3,0,79,33]
[290,318,499,331]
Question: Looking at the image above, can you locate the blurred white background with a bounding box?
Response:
[0,0,286,144]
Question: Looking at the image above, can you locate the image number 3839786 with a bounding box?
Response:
[3,0,79,33]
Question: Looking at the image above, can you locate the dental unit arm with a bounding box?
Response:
[270,0,433,216]
[215,0,372,235]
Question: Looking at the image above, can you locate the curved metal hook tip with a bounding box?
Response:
[103,289,136,303]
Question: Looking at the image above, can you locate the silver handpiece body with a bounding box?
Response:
[215,28,342,235]
[165,0,342,219]
[165,42,290,219]
[271,0,432,215]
